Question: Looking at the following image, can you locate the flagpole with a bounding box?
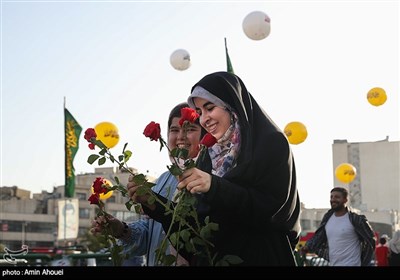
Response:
[224,37,234,74]
[64,96,67,197]
[63,97,67,244]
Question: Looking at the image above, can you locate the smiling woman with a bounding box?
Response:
[140,71,301,266]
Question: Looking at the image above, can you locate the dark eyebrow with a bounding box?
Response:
[169,125,180,130]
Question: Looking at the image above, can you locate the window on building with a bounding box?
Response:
[300,219,311,230]
[79,208,90,219]
[3,221,22,231]
[78,227,87,236]
[28,222,55,233]
[314,220,321,228]
[76,192,87,201]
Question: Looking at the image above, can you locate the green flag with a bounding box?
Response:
[64,108,82,198]
[225,38,234,74]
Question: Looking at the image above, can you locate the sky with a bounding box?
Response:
[1,0,398,209]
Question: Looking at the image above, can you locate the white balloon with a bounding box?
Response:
[242,11,271,41]
[170,49,191,71]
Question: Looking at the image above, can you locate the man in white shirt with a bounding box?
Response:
[303,187,375,266]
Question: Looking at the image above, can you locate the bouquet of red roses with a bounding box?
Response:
[84,107,226,266]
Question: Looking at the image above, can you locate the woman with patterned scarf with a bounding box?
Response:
[139,71,300,266]
[131,72,300,265]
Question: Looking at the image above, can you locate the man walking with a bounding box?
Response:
[303,187,375,266]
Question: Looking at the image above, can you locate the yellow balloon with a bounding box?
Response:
[94,122,119,148]
[367,87,387,106]
[335,163,357,184]
[91,179,114,200]
[284,122,308,145]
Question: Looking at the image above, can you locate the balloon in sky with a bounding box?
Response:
[242,11,271,40]
[284,121,308,145]
[94,122,119,149]
[91,178,114,200]
[367,87,387,106]
[170,49,191,71]
[335,163,357,184]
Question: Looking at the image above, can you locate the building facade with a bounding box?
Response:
[332,138,399,215]
[0,167,154,250]
[299,138,400,239]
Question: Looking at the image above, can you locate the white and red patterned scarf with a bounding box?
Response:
[209,111,241,177]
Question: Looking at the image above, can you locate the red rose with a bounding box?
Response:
[92,177,107,194]
[143,121,161,141]
[179,108,199,126]
[200,133,217,147]
[88,193,100,205]
[84,128,97,142]
[88,143,96,150]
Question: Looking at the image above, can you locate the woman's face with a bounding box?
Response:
[193,97,231,141]
[168,117,202,158]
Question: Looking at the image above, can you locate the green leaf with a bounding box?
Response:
[132,174,146,184]
[122,143,128,153]
[200,226,211,239]
[223,255,243,265]
[118,155,124,162]
[163,255,177,266]
[180,229,190,242]
[110,244,125,266]
[124,150,132,162]
[125,200,134,211]
[185,240,195,253]
[167,164,183,176]
[116,185,127,196]
[192,236,204,246]
[87,154,100,164]
[208,222,219,231]
[114,176,120,184]
[215,260,229,267]
[109,155,115,163]
[170,148,180,157]
[135,185,152,196]
[169,232,178,246]
[98,157,106,166]
[134,204,142,214]
[177,148,189,160]
[184,194,196,205]
[144,181,156,188]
